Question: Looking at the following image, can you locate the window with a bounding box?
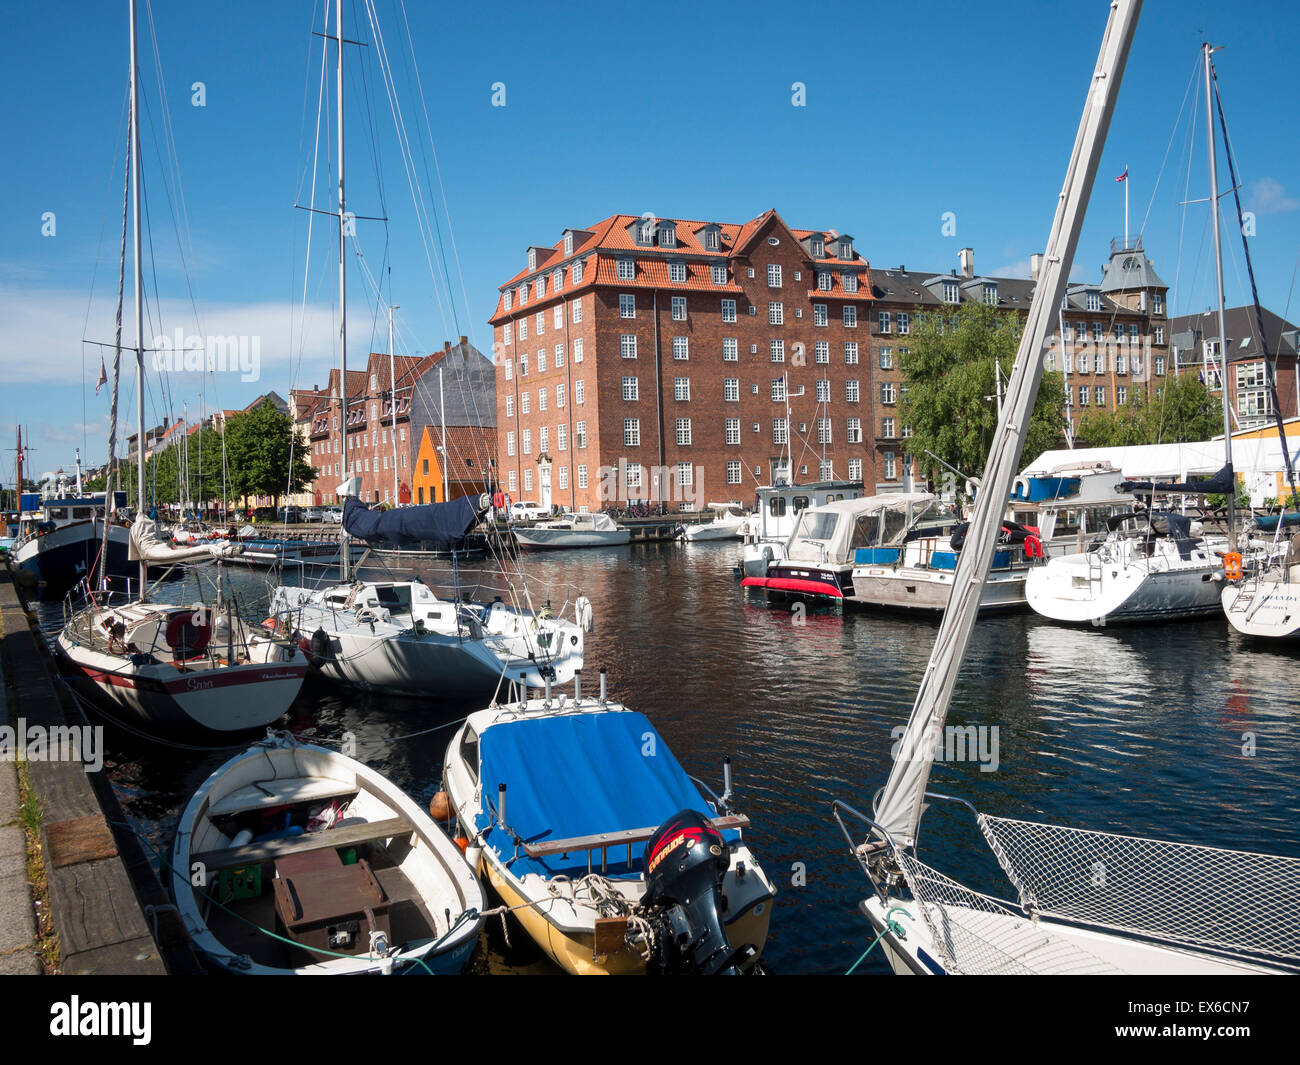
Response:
[672,296,687,321]
[518,284,528,305]
[1094,386,1106,406]
[572,259,584,283]
[522,429,532,454]
[772,418,788,444]
[620,293,635,318]
[817,418,831,444]
[1093,322,1103,342]
[673,336,689,360]
[519,319,528,341]
[1117,386,1128,406]
[572,299,583,323]
[883,452,896,480]
[676,418,692,445]
[1116,353,1127,375]
[848,458,862,481]
[538,349,547,374]
[816,379,830,402]
[818,270,832,292]
[625,463,642,491]
[504,290,513,312]
[768,302,784,325]
[704,229,720,251]
[983,283,998,306]
[536,311,545,335]
[617,259,635,280]
[1155,356,1165,376]
[767,264,782,288]
[1154,293,1164,314]
[660,224,677,248]
[523,468,533,492]
[575,421,587,448]
[878,311,892,333]
[508,470,517,492]
[727,460,742,484]
[812,236,825,258]
[623,419,640,446]
[620,334,637,359]
[571,337,584,363]
[879,347,893,370]
[814,341,829,364]
[845,342,859,364]
[942,281,959,304]
[520,392,530,414]
[881,382,897,404]
[577,465,588,489]
[721,299,737,323]
[556,382,565,407]
[674,377,690,401]
[711,264,727,285]
[539,426,549,451]
[723,338,738,362]
[1154,326,1164,345]
[622,376,639,401]
[770,339,785,363]
[555,343,565,369]
[724,378,739,402]
[575,379,585,404]
[553,268,563,292]
[538,387,547,411]
[1087,292,1102,312]
[1075,321,1087,342]
[894,311,907,334]
[813,304,828,327]
[677,462,693,487]
[669,261,687,284]
[1078,386,1090,406]
[880,416,894,439]
[847,417,862,443]
[506,431,516,456]
[771,377,786,402]
[843,272,858,294]
[725,418,740,444]
[553,305,563,329]
[846,380,860,403]
[558,464,568,487]
[1131,353,1142,374]
[505,396,514,418]
[846,307,859,329]
[1128,324,1139,340]
[1094,351,1105,374]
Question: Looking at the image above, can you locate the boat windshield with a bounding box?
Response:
[881,504,910,544]
[792,511,839,542]
[851,511,882,548]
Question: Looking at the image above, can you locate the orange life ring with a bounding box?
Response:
[165,610,212,660]
[1023,534,1044,560]
[1224,551,1243,582]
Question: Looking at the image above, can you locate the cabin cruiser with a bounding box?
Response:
[681,502,750,542]
[11,488,133,594]
[738,479,862,578]
[512,510,630,550]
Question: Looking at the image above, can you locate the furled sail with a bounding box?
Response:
[128,517,241,563]
[342,494,488,546]
[1115,462,1235,496]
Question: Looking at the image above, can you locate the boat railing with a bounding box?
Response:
[520,815,751,877]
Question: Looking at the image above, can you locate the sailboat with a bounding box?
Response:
[834,4,1300,975]
[268,1,587,698]
[55,0,308,743]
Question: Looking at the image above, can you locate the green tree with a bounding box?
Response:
[900,303,1066,489]
[224,399,314,508]
[1074,373,1222,447]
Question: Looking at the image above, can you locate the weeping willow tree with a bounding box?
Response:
[899,303,1066,491]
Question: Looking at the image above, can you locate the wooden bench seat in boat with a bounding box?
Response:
[273,858,392,956]
[193,815,412,871]
[207,777,358,816]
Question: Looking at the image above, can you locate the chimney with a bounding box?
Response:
[959,247,974,279]
[459,335,468,350]
[1030,253,1043,282]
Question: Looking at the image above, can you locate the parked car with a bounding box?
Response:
[279,506,303,524]
[325,507,344,524]
[303,507,324,523]
[510,500,548,522]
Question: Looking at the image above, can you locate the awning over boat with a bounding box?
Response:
[476,710,723,878]
[342,494,486,545]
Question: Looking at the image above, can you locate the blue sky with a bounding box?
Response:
[2,0,1298,487]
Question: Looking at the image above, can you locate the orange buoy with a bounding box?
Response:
[429,791,452,821]
[453,836,469,854]
[1224,551,1243,581]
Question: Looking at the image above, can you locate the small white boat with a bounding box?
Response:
[513,511,631,550]
[441,675,776,974]
[681,503,749,542]
[170,733,484,975]
[1221,532,1300,638]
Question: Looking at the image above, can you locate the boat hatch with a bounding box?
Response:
[375,585,412,613]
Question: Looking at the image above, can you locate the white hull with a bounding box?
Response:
[171,737,484,975]
[850,565,1028,613]
[1222,572,1300,638]
[514,528,630,549]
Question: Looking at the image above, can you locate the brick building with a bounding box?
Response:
[489,210,877,513]
[299,340,496,507]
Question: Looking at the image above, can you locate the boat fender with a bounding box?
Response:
[429,791,452,821]
[465,844,481,870]
[230,829,254,848]
[575,595,594,633]
[307,627,331,666]
[453,836,470,855]
[1023,534,1044,560]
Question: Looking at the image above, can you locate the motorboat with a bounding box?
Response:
[513,510,630,550]
[681,502,749,542]
[440,673,776,974]
[170,732,484,974]
[738,479,861,578]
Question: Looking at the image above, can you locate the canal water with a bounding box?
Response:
[33,542,1300,974]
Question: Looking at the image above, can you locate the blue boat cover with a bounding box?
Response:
[475,711,724,879]
[1116,463,1234,497]
[343,494,485,545]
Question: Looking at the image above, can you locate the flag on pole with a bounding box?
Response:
[1115,167,1128,182]
[95,355,108,395]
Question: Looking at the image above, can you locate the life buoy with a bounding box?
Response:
[165,610,212,660]
[1224,551,1243,582]
[1023,534,1044,560]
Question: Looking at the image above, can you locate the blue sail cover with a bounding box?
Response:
[476,711,726,879]
[1116,463,1235,497]
[342,494,485,546]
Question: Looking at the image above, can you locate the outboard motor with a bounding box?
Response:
[636,809,754,975]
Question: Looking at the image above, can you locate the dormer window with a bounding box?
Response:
[527,248,537,271]
[817,271,831,292]
[536,275,546,298]
[669,261,687,284]
[637,220,654,245]
[572,259,585,283]
[837,238,851,259]
[942,281,959,304]
[811,237,825,258]
[659,223,677,248]
[518,283,528,305]
[564,232,574,256]
[504,289,513,311]
[1086,291,1102,312]
[703,228,720,251]
[617,259,635,281]
[553,268,563,291]
[983,283,998,306]
[843,272,858,294]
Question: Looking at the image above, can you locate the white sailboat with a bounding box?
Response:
[56,0,308,742]
[834,5,1300,976]
[269,1,587,697]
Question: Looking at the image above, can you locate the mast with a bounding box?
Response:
[337,0,351,580]
[130,0,146,601]
[1204,41,1235,551]
[15,427,21,510]
[389,304,398,503]
[439,364,448,505]
[873,0,1141,850]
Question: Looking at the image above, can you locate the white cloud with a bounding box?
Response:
[1248,177,1299,216]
